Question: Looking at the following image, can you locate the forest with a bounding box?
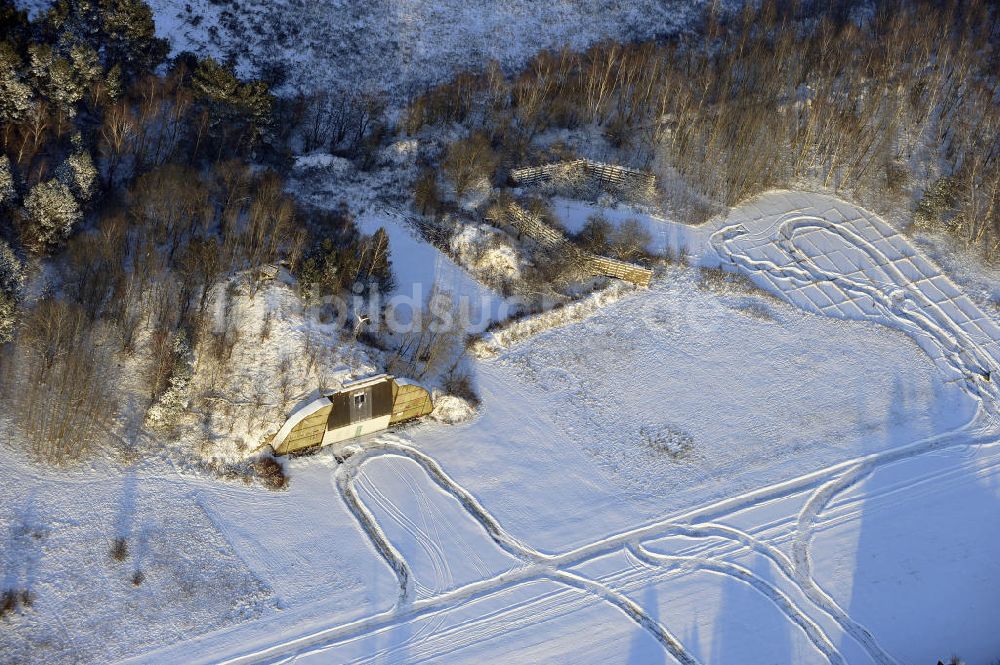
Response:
[409,0,997,259]
[1,0,997,468]
[0,0,392,466]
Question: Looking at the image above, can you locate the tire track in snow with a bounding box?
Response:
[336,441,698,664]
[711,216,999,418]
[548,569,698,665]
[340,441,542,563]
[354,465,453,598]
[395,460,494,581]
[336,462,413,604]
[236,419,997,665]
[704,204,1000,663]
[336,437,959,664]
[649,521,894,665]
[357,427,997,662]
[628,544,844,665]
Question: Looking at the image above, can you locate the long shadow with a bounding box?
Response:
[840,375,1000,663]
[753,553,794,664]
[114,468,138,540]
[3,493,43,601]
[628,583,666,665]
[709,555,792,664]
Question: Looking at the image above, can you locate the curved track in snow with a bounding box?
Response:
[335,440,698,664]
[628,544,843,664]
[710,211,1000,418]
[169,194,1000,665]
[329,430,1000,664]
[196,415,1000,665]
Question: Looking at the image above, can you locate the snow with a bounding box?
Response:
[4,187,999,664]
[550,196,699,256]
[0,448,275,664]
[132,0,713,98]
[292,152,353,175]
[810,443,1000,664]
[354,210,505,329]
[353,455,521,598]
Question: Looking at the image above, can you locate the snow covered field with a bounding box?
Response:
[1,179,997,662]
[26,192,981,664]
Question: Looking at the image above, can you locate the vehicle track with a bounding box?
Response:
[711,214,1000,418]
[245,420,995,665]
[336,441,698,663]
[331,430,999,664]
[336,461,413,604]
[628,544,843,665]
[355,465,453,598]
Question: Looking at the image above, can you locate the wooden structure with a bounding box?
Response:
[485,201,653,288]
[510,159,656,201]
[271,375,433,455]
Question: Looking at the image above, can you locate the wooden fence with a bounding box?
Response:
[485,201,653,288]
[583,255,653,288]
[510,159,656,198]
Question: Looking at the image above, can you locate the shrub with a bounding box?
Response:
[109,537,129,561]
[252,456,289,491]
[0,589,19,617]
[443,370,480,407]
[609,218,652,262]
[915,177,958,227]
[575,214,612,254]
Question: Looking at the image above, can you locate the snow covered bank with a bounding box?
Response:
[468,281,637,358]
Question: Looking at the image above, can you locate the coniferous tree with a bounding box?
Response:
[0,238,23,343]
[21,179,81,252]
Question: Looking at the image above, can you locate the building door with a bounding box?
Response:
[350,388,372,424]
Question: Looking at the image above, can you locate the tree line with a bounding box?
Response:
[0,0,395,463]
[405,0,998,261]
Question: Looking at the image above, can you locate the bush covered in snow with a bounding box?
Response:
[430,391,477,425]
[639,424,695,460]
[450,224,522,283]
[144,333,195,433]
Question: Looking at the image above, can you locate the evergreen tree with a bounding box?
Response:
[57,146,98,201]
[0,238,23,343]
[0,154,15,207]
[192,57,273,154]
[42,0,167,81]
[0,41,33,126]
[21,179,81,252]
[0,2,30,48]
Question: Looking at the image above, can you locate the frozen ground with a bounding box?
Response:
[67,192,992,664]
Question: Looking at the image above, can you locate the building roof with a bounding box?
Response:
[271,395,332,451]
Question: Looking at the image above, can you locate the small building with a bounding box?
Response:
[271,374,433,455]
